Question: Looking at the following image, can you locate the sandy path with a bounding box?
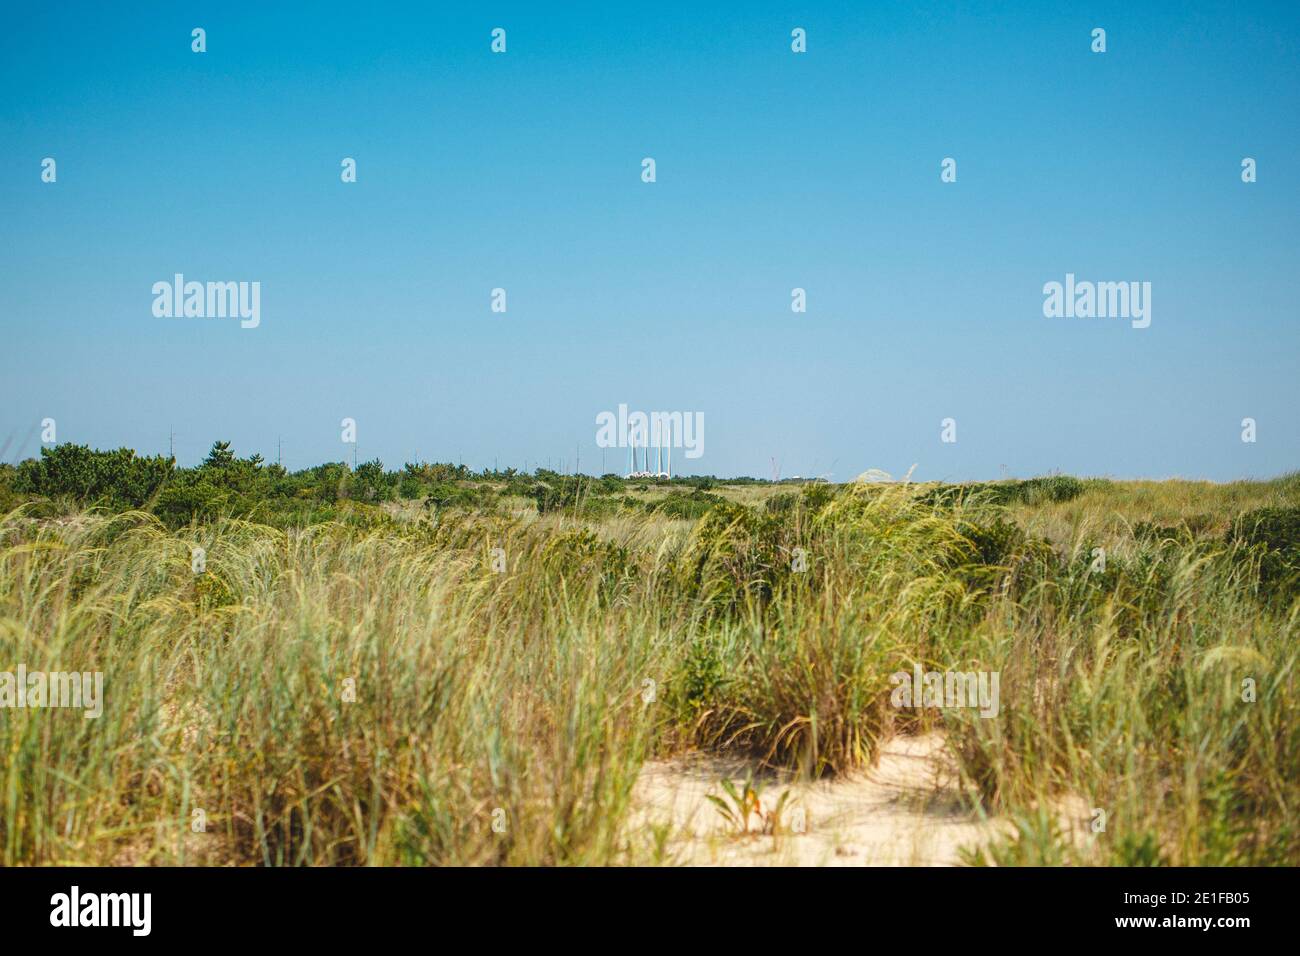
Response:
[629,732,1011,865]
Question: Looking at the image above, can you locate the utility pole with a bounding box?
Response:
[168,427,174,460]
[277,436,282,468]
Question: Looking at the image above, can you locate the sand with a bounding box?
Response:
[629,732,1015,866]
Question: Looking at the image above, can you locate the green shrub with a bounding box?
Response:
[920,476,1087,509]
[958,516,1025,567]
[532,475,620,516]
[1227,507,1300,607]
[14,444,172,508]
[647,489,726,520]
[1013,475,1085,504]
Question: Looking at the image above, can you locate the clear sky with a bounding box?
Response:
[2,1,1297,480]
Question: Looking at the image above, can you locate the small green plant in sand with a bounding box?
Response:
[707,775,797,837]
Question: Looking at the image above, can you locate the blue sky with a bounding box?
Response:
[2,1,1297,480]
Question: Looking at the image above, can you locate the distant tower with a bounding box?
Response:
[627,415,674,479]
[655,419,672,479]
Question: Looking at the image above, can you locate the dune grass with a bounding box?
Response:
[1,475,1296,865]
